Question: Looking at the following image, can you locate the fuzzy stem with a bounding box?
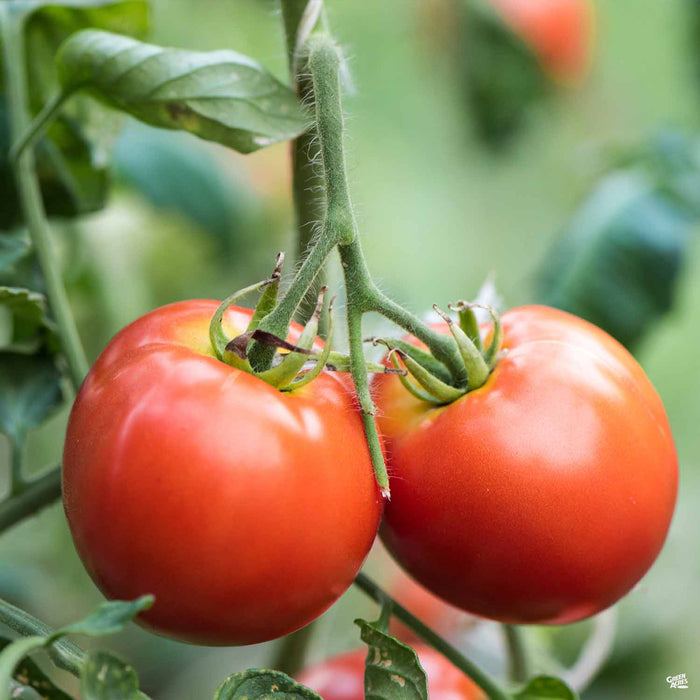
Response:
[346,304,389,496]
[1,8,89,391]
[354,573,511,700]
[0,467,62,533]
[281,2,325,248]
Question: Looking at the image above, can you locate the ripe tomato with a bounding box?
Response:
[297,645,483,700]
[63,301,382,645]
[491,0,594,83]
[374,306,677,625]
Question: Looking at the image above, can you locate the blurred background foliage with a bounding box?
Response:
[1,0,700,697]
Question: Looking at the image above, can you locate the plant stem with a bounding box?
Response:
[271,624,317,677]
[1,7,89,392]
[9,92,69,165]
[354,573,512,700]
[368,290,468,386]
[562,608,617,692]
[10,438,26,496]
[346,304,389,495]
[0,467,62,533]
[0,598,85,677]
[281,0,326,266]
[503,624,530,684]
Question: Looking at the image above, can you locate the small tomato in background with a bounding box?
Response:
[62,301,382,646]
[297,645,484,700]
[374,306,677,626]
[491,0,595,84]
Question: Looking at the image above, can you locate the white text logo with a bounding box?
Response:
[667,673,689,690]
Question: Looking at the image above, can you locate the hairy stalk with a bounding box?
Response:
[503,624,530,684]
[0,467,62,533]
[346,304,389,495]
[1,7,89,391]
[306,37,389,494]
[281,0,326,264]
[354,573,511,700]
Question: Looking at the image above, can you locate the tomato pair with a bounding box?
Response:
[63,302,677,644]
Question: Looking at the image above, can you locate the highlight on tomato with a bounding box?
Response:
[62,299,383,645]
[374,305,678,625]
[297,645,484,700]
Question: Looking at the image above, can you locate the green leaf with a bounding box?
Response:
[0,287,50,334]
[213,669,323,700]
[458,0,546,147]
[80,650,140,700]
[0,286,57,349]
[0,637,72,699]
[0,351,63,443]
[52,596,154,640]
[513,675,578,699]
[354,619,429,700]
[56,29,309,154]
[0,0,149,229]
[536,171,692,351]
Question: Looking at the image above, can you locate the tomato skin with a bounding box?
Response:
[297,645,483,700]
[63,301,382,646]
[374,306,678,625]
[491,0,594,83]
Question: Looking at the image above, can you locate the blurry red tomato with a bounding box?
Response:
[297,645,483,699]
[491,0,594,83]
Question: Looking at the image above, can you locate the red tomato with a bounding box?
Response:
[297,645,483,700]
[374,306,677,625]
[491,0,594,83]
[63,301,382,645]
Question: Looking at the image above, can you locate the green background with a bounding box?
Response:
[1,0,699,697]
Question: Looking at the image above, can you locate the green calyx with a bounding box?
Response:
[208,254,405,392]
[374,301,504,405]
